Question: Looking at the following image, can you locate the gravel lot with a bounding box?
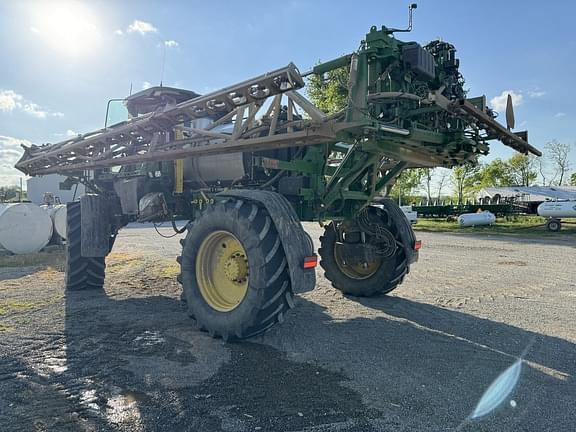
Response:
[0,224,575,431]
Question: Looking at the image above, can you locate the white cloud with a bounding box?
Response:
[127,20,157,35]
[490,90,523,113]
[114,29,124,36]
[0,90,22,112]
[52,129,79,139]
[0,89,63,118]
[0,136,32,186]
[30,26,40,34]
[554,112,566,118]
[23,102,49,119]
[0,135,28,150]
[527,90,546,98]
[142,81,152,90]
[164,39,179,48]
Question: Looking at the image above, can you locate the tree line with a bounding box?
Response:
[389,140,575,205]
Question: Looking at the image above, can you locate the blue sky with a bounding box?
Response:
[0,0,574,186]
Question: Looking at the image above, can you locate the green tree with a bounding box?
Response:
[306,66,349,114]
[475,159,514,188]
[388,168,426,205]
[507,154,537,186]
[422,168,433,204]
[451,164,480,205]
[571,172,576,186]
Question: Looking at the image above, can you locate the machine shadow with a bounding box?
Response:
[260,293,576,430]
[59,283,576,431]
[60,287,374,431]
[62,287,198,431]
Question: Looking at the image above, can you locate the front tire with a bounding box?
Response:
[65,202,106,290]
[179,198,294,340]
[319,206,409,297]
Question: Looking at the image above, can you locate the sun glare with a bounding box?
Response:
[30,1,101,56]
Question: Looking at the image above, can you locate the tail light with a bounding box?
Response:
[303,255,318,269]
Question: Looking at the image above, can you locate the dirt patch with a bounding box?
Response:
[0,300,37,316]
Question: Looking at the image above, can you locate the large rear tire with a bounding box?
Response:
[319,206,409,297]
[179,198,294,340]
[65,202,106,291]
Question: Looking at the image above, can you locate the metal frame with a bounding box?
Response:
[15,25,541,222]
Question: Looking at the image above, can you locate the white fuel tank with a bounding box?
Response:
[0,203,53,254]
[537,201,576,218]
[458,211,496,227]
[41,204,67,239]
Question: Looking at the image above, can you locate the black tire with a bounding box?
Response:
[546,219,562,232]
[178,198,294,340]
[65,202,106,290]
[319,208,409,297]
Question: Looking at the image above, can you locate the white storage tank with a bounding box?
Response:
[458,211,496,227]
[0,203,53,254]
[537,201,576,218]
[41,204,67,239]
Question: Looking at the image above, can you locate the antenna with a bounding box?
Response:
[387,3,418,34]
[159,39,167,87]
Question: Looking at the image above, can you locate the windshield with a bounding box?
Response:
[105,99,130,128]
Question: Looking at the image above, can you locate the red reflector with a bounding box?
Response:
[303,255,318,269]
[414,240,422,251]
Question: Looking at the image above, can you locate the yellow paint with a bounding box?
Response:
[334,249,381,280]
[196,231,249,312]
[174,128,184,193]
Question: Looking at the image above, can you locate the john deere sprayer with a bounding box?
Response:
[16,6,540,339]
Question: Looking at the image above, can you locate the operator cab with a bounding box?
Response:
[105,86,200,127]
[125,86,200,116]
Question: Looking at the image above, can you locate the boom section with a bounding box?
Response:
[16,64,346,176]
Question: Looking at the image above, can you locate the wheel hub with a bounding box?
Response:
[333,221,384,280]
[196,231,250,312]
[223,253,248,283]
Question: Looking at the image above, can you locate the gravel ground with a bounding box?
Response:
[0,223,575,431]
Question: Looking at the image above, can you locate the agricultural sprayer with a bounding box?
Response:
[16,5,540,339]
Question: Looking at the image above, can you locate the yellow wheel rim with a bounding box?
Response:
[334,246,381,280]
[196,231,249,312]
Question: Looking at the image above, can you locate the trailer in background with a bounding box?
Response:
[413,203,514,218]
[27,174,84,205]
[537,201,576,232]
